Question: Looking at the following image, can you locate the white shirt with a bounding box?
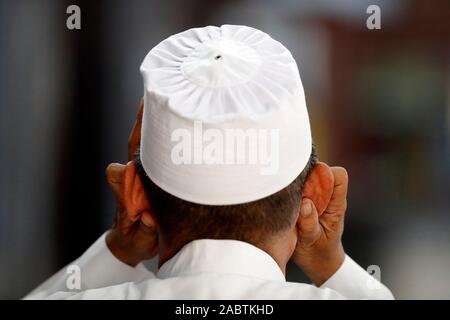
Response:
[25,233,394,299]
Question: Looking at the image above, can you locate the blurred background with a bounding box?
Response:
[0,0,449,299]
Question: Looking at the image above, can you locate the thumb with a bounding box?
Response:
[297,198,321,246]
[106,163,126,200]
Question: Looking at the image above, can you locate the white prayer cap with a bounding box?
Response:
[139,25,311,205]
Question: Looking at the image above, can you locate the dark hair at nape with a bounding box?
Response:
[135,145,317,248]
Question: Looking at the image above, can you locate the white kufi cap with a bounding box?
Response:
[140,25,312,205]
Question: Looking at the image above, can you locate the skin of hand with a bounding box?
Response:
[292,165,348,286]
[105,99,159,266]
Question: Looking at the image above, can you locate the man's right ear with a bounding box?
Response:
[123,161,157,229]
[301,162,334,215]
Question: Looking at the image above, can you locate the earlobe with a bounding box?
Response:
[302,162,334,215]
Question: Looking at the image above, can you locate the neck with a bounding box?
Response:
[157,236,293,275]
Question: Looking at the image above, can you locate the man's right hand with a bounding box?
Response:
[292,166,348,286]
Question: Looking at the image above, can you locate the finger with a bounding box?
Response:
[128,99,144,161]
[323,167,348,216]
[106,163,126,183]
[140,211,157,234]
[297,198,321,246]
[106,163,126,198]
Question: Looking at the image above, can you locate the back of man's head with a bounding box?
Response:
[135,25,320,256]
[135,146,317,249]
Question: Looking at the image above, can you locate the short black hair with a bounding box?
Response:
[135,145,317,248]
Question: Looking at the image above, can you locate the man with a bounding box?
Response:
[26,25,393,299]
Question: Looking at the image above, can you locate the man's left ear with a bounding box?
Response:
[302,162,334,215]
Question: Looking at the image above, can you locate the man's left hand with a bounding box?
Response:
[105,100,158,266]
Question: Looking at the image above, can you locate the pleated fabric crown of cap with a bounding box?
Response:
[139,25,311,205]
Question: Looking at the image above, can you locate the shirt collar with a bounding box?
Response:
[157,239,286,282]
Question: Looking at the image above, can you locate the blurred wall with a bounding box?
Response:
[0,0,73,298]
[0,0,449,299]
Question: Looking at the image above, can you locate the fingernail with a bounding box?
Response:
[301,200,312,216]
[141,215,153,227]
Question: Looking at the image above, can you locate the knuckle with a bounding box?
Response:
[105,164,113,179]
